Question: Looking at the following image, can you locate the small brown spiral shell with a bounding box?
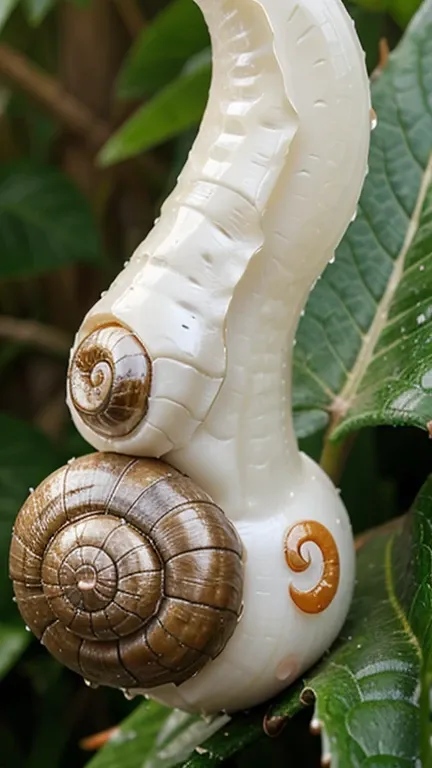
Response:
[9,454,243,690]
[68,323,151,438]
[284,521,340,614]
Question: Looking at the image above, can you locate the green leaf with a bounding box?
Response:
[87,701,230,768]
[0,414,60,613]
[180,689,304,768]
[23,0,56,25]
[298,476,432,766]
[99,61,211,166]
[293,0,432,440]
[116,0,209,100]
[351,0,388,10]
[388,0,423,26]
[0,0,19,32]
[0,622,30,679]
[0,161,101,277]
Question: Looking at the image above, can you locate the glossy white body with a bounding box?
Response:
[68,0,371,713]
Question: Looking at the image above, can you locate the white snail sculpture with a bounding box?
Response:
[10,0,371,715]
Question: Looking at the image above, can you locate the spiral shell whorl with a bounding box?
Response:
[10,454,243,690]
[68,324,151,439]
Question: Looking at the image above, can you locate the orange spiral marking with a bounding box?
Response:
[284,521,340,614]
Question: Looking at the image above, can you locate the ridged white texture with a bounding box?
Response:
[68,0,371,713]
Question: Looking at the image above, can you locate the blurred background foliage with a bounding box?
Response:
[0,0,430,766]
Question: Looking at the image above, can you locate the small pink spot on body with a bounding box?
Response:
[275,654,300,683]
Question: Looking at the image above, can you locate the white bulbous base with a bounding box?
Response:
[139,454,354,714]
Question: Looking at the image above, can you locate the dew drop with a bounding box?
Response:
[370,108,378,131]
[419,265,425,272]
[350,209,358,223]
[310,718,321,735]
[417,313,426,326]
[122,688,135,701]
[25,625,31,632]
[28,487,34,494]
[84,679,99,689]
[237,602,245,623]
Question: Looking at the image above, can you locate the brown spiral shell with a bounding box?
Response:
[9,453,243,690]
[68,323,151,438]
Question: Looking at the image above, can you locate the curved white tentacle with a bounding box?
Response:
[67,0,371,713]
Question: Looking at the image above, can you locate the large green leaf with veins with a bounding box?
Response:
[293,0,432,441]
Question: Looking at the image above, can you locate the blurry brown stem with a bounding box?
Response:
[0,44,110,150]
[371,38,390,82]
[80,727,120,752]
[0,316,71,356]
[0,43,165,185]
[114,0,146,37]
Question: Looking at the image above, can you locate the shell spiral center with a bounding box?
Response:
[42,515,162,641]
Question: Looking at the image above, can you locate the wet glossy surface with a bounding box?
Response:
[10,453,243,689]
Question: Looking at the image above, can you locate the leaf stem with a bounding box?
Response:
[319,432,356,486]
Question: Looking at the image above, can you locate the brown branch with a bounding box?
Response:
[0,44,110,150]
[114,0,146,37]
[0,42,166,184]
[0,316,71,356]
